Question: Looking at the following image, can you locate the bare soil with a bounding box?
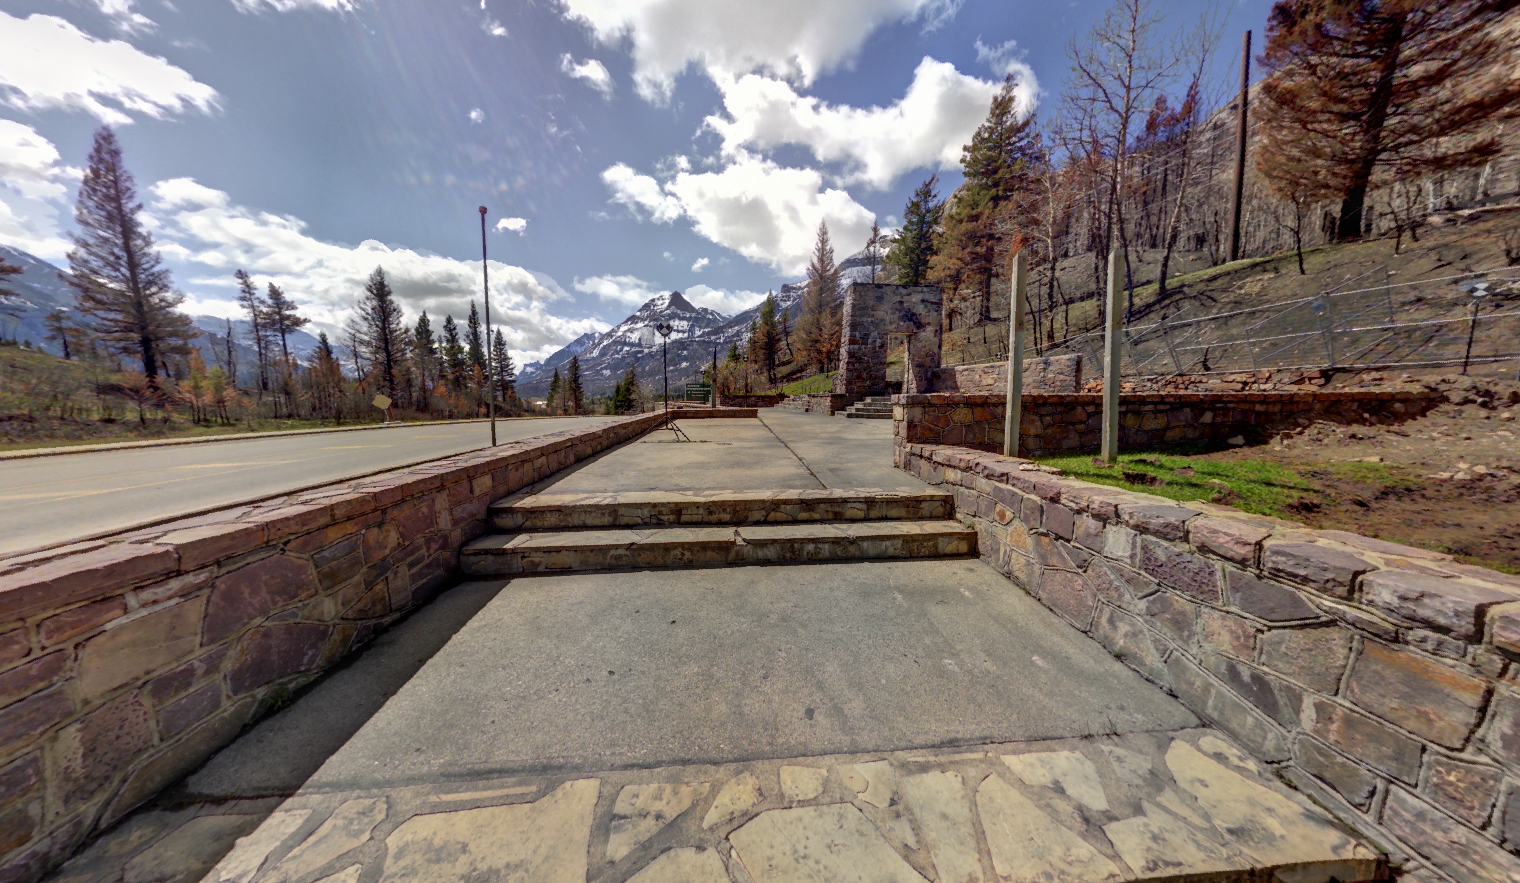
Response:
[1207,372,1520,572]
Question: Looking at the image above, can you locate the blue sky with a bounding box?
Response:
[0,0,1271,365]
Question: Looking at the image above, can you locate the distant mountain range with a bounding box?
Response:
[515,249,880,397]
[2,242,883,397]
[1,244,326,384]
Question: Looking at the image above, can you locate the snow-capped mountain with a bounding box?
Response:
[580,291,728,361]
[518,330,599,381]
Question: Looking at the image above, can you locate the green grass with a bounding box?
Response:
[781,372,837,395]
[1033,451,1317,518]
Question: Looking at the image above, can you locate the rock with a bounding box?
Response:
[266,798,387,883]
[607,782,710,862]
[729,804,928,882]
[626,848,730,883]
[779,767,827,803]
[841,761,895,808]
[702,772,763,830]
[1102,801,1237,877]
[900,771,982,883]
[122,814,264,883]
[202,810,313,883]
[1227,436,1246,446]
[976,774,1122,883]
[1000,751,1109,812]
[377,779,598,883]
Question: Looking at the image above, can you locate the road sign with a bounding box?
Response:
[684,383,712,401]
[372,394,392,411]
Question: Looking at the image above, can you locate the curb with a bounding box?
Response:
[0,417,571,461]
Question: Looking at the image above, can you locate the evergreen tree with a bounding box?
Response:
[726,341,742,363]
[0,259,21,316]
[264,282,309,365]
[413,312,437,410]
[465,300,486,378]
[566,356,585,415]
[349,266,405,399]
[884,175,944,287]
[44,310,73,360]
[492,329,515,402]
[66,127,197,385]
[864,220,885,281]
[750,292,781,383]
[234,269,271,391]
[547,367,562,414]
[793,221,842,372]
[440,314,466,389]
[1259,0,1520,241]
[308,331,345,423]
[930,77,1041,320]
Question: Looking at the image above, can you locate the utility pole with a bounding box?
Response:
[1101,250,1124,463]
[1228,29,1252,264]
[1003,251,1028,458]
[478,207,497,446]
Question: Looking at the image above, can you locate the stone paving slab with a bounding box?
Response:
[181,729,1377,883]
[461,520,976,574]
[490,488,952,530]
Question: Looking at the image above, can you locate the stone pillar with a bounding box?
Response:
[833,283,943,396]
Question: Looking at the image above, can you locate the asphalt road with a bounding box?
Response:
[0,417,616,558]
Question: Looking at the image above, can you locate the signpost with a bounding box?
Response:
[372,394,393,423]
[1003,251,1028,458]
[478,207,498,446]
[1101,250,1124,464]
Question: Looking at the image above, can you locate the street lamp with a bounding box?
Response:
[478,206,497,446]
[656,318,673,429]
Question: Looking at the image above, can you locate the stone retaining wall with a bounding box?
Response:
[929,354,1083,395]
[896,440,1520,883]
[717,394,785,408]
[0,408,755,883]
[894,391,1439,456]
[778,393,853,414]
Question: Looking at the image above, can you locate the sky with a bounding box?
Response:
[0,0,1272,366]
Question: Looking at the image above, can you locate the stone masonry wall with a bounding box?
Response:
[717,394,785,408]
[895,391,1440,456]
[0,408,755,883]
[897,440,1520,883]
[778,393,853,414]
[929,354,1083,395]
[833,283,942,396]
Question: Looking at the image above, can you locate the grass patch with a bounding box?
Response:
[1033,450,1317,518]
[781,372,836,395]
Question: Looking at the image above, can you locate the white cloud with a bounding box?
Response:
[0,120,78,260]
[231,0,361,11]
[482,17,507,37]
[662,251,673,260]
[707,57,1026,190]
[147,177,602,366]
[685,283,765,314]
[574,274,662,309]
[975,37,1037,85]
[0,13,218,125]
[690,257,708,272]
[559,0,964,102]
[89,0,156,33]
[495,217,527,234]
[560,54,613,98]
[468,107,485,123]
[601,162,683,223]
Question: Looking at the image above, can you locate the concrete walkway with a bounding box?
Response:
[44,413,1377,883]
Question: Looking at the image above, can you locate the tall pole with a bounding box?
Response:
[1101,249,1124,463]
[662,338,669,429]
[711,346,718,407]
[1228,29,1252,264]
[1003,251,1028,458]
[478,206,497,446]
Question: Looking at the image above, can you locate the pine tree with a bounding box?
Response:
[884,175,944,287]
[66,127,196,385]
[440,314,466,390]
[465,300,486,380]
[864,221,885,282]
[234,270,271,392]
[308,331,345,423]
[44,310,73,360]
[1259,0,1520,241]
[930,77,1041,321]
[793,221,842,372]
[752,292,781,383]
[566,356,585,415]
[547,368,562,414]
[0,259,21,315]
[413,312,437,411]
[264,282,309,366]
[492,329,515,403]
[349,266,405,399]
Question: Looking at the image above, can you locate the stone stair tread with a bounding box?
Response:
[489,488,952,530]
[468,520,971,554]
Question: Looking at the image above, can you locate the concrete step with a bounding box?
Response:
[842,411,893,419]
[461,520,977,575]
[490,488,952,531]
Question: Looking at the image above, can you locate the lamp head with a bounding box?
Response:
[478,206,487,215]
[656,321,673,339]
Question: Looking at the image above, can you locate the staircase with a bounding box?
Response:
[837,396,894,419]
[461,488,974,575]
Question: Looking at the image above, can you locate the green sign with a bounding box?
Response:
[684,383,712,401]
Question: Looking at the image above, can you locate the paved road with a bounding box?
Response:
[0,417,615,557]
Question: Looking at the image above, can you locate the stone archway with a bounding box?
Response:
[832,283,943,397]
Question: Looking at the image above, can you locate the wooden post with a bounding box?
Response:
[1228,29,1252,263]
[1101,250,1124,463]
[1002,251,1028,458]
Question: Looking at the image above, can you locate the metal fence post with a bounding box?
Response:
[1101,250,1124,463]
[1003,251,1028,458]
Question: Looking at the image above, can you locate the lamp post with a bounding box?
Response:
[478,206,497,446]
[656,319,673,429]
